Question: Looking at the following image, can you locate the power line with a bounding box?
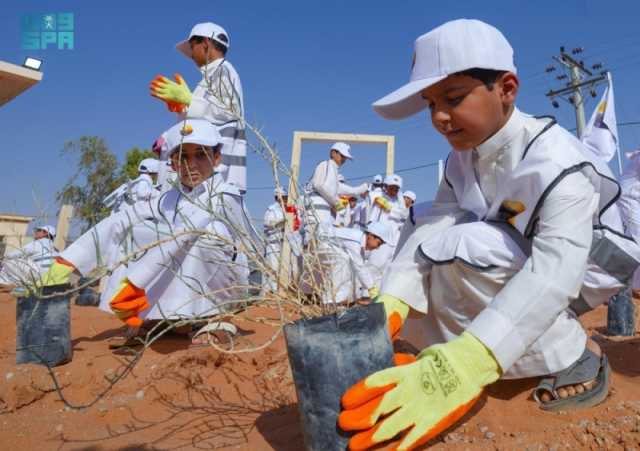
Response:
[245,160,441,190]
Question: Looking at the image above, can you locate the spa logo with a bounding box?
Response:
[21,13,74,50]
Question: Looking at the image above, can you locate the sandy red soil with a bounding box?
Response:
[0,292,638,450]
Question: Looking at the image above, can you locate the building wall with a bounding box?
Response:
[0,216,33,257]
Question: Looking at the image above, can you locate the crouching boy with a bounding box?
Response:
[42,119,259,343]
[338,19,640,451]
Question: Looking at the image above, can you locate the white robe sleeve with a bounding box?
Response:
[467,172,597,371]
[338,182,369,197]
[311,161,339,206]
[263,205,285,229]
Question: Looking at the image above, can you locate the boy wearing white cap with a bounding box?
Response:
[304,142,359,235]
[324,222,391,304]
[402,190,416,209]
[0,225,58,287]
[150,22,248,192]
[262,187,301,293]
[43,119,259,339]
[339,19,640,450]
[367,174,409,247]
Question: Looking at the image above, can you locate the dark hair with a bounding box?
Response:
[452,68,506,90]
[189,35,228,56]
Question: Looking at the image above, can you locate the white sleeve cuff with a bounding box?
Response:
[467,307,526,372]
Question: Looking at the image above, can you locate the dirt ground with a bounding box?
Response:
[0,292,639,451]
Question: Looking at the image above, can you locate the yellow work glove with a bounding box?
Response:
[376,294,409,341]
[374,196,392,212]
[339,332,501,451]
[150,73,192,107]
[367,286,380,299]
[40,258,75,287]
[109,279,150,327]
[335,197,349,212]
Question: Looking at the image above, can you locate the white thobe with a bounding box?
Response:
[382,109,616,378]
[368,192,409,246]
[0,238,58,285]
[262,202,286,292]
[324,228,375,304]
[182,59,247,191]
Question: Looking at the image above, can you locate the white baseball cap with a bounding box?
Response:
[373,19,517,120]
[366,222,393,244]
[403,190,417,202]
[372,174,383,184]
[138,158,160,174]
[384,174,403,188]
[331,142,353,159]
[35,225,56,238]
[164,119,222,156]
[176,22,230,58]
[274,187,288,197]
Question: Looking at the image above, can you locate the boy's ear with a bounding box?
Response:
[498,72,519,106]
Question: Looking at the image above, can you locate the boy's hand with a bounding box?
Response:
[376,294,409,340]
[335,197,349,212]
[110,279,150,327]
[339,332,501,451]
[150,74,192,107]
[374,197,392,212]
[40,258,75,287]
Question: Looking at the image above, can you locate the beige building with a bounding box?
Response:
[0,214,34,257]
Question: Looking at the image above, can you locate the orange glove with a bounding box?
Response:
[339,332,500,450]
[110,279,150,327]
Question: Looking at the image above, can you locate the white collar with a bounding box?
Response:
[474,108,524,159]
[199,58,225,77]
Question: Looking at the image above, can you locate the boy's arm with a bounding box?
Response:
[338,181,369,196]
[467,172,596,371]
[263,206,285,229]
[311,161,340,206]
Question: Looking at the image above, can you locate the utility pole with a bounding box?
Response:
[545,47,608,139]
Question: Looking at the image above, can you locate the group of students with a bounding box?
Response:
[9,16,640,450]
[261,142,419,304]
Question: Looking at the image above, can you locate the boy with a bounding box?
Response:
[150,22,247,192]
[0,225,57,287]
[338,19,640,451]
[262,187,301,293]
[43,119,259,338]
[303,142,358,236]
[367,174,409,247]
[325,222,392,304]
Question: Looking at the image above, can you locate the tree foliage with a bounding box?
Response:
[56,136,123,231]
[121,147,156,180]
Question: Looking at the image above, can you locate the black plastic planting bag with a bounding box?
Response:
[16,284,73,367]
[284,303,394,451]
[75,277,100,306]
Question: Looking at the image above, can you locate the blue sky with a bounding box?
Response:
[2,0,640,231]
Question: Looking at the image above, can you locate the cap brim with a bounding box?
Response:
[176,40,192,58]
[372,75,447,120]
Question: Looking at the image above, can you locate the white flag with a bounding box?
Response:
[581,73,619,162]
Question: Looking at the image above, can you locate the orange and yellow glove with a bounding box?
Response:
[150,74,192,112]
[339,332,501,451]
[374,196,392,212]
[335,197,350,212]
[109,279,150,327]
[40,257,75,287]
[376,294,409,341]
